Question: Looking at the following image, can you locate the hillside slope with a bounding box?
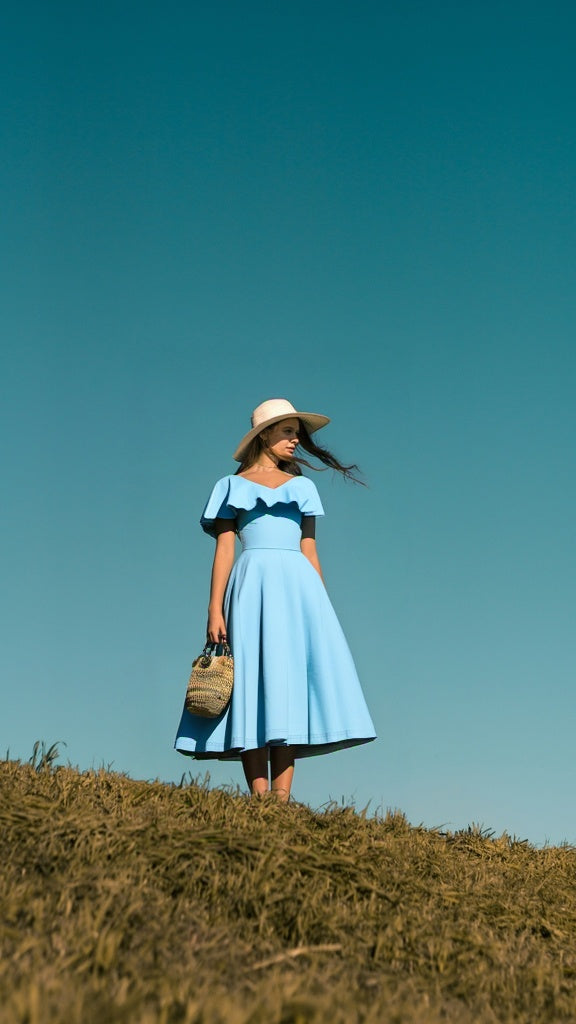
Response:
[1,755,575,1023]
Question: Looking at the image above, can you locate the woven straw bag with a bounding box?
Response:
[185,642,234,718]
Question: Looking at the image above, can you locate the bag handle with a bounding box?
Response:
[202,641,232,658]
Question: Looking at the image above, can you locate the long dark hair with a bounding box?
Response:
[235,421,363,483]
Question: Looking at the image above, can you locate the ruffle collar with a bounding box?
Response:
[200,475,325,535]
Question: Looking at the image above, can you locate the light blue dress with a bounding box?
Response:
[174,475,376,760]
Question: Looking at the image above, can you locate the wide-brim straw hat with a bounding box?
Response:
[233,398,330,462]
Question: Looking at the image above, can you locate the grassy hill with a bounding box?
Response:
[1,748,576,1024]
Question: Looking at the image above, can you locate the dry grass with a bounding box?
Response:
[1,747,576,1023]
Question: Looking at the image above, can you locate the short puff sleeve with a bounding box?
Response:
[295,478,325,517]
[200,478,236,537]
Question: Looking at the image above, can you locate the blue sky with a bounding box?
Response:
[2,1,575,844]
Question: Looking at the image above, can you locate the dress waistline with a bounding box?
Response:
[240,545,301,552]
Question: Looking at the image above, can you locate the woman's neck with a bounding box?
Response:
[250,455,279,472]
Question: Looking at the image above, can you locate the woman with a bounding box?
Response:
[175,398,376,801]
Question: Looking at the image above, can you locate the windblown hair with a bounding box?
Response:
[235,421,363,483]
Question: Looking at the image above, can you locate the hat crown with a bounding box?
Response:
[251,399,298,429]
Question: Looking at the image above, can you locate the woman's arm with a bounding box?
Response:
[206,520,236,642]
[300,516,324,582]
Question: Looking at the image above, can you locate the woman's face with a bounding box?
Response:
[262,417,300,461]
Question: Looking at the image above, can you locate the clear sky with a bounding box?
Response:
[2,1,575,845]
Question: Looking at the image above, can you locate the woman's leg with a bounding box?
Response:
[241,746,269,796]
[270,746,295,803]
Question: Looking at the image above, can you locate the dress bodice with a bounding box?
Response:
[200,475,325,551]
[236,503,304,550]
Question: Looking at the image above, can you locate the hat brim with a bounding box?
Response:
[233,411,330,462]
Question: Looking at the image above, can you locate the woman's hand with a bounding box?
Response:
[207,608,228,645]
